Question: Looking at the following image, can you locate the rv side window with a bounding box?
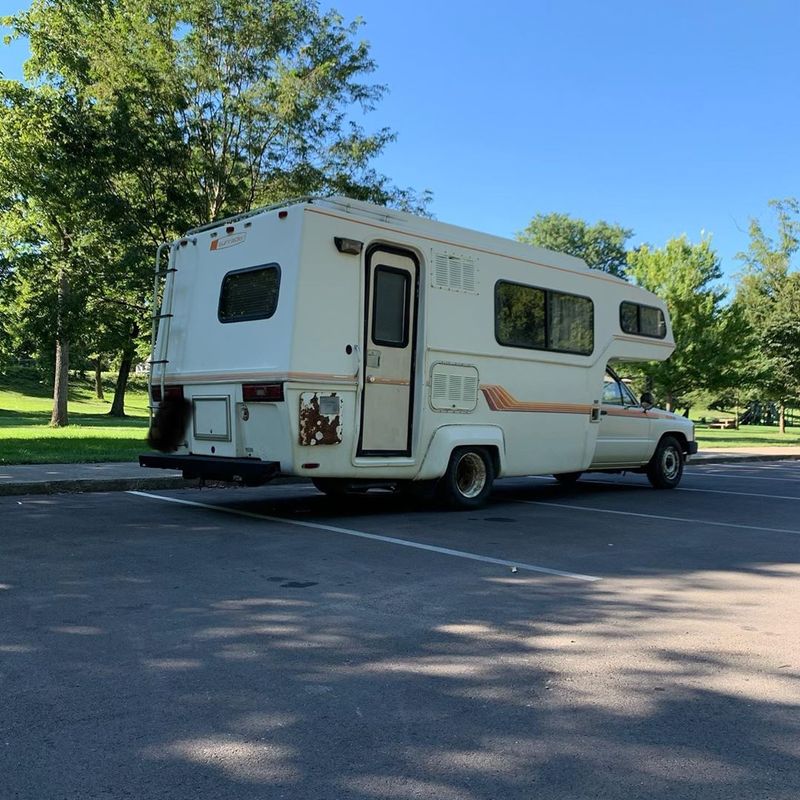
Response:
[495,281,593,355]
[548,291,594,355]
[620,301,666,339]
[372,266,409,347]
[218,264,280,323]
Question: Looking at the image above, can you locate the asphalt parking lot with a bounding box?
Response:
[2,461,799,800]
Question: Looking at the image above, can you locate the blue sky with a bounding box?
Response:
[2,1,798,282]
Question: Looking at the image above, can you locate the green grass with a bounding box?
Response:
[0,370,152,464]
[690,406,800,449]
[695,424,800,449]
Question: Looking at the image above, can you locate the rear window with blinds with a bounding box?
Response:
[218,264,280,323]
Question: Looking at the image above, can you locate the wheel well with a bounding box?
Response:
[663,431,689,453]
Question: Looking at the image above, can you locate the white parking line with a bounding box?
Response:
[128,491,600,582]
[519,500,800,536]
[684,472,800,482]
[526,475,800,502]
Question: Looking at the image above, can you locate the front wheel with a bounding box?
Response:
[646,436,684,489]
[438,447,495,509]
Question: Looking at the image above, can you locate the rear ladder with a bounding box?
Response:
[148,242,179,419]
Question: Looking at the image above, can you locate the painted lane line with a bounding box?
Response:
[519,500,800,536]
[684,472,800,483]
[525,475,800,502]
[128,491,600,582]
[678,486,800,501]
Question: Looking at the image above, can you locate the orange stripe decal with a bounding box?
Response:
[480,385,593,415]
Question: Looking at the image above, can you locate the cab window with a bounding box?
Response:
[620,381,639,406]
[602,373,623,405]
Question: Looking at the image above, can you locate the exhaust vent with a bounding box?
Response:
[430,363,479,412]
[432,250,477,293]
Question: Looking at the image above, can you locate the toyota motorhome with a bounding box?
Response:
[141,197,696,507]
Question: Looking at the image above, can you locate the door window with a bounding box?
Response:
[372,266,410,346]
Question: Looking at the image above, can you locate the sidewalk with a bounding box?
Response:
[2,447,800,497]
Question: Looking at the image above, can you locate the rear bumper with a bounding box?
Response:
[139,454,280,486]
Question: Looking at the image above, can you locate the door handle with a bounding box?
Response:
[367,375,376,383]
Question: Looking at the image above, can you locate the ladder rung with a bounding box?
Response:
[155,268,177,276]
[152,313,174,320]
[150,359,170,365]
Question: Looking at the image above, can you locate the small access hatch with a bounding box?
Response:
[193,396,231,441]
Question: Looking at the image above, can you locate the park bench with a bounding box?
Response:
[708,419,737,430]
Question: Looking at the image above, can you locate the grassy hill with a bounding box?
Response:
[0,367,150,464]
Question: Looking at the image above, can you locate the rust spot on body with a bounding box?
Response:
[299,393,342,446]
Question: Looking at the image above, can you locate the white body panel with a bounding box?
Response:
[151,197,694,482]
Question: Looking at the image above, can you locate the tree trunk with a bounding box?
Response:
[109,343,135,418]
[94,358,104,400]
[665,392,674,413]
[50,336,69,427]
[779,401,786,434]
[50,268,70,427]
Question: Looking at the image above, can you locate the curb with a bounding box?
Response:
[690,454,800,466]
[0,475,307,498]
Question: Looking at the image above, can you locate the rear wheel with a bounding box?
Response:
[646,436,684,489]
[554,472,582,485]
[439,447,495,509]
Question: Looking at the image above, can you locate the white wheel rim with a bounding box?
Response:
[456,453,487,498]
[662,447,680,480]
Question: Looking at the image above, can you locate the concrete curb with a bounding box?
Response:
[690,454,800,466]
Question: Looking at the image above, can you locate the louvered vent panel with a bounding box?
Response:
[462,375,478,403]
[433,253,450,288]
[431,251,477,293]
[432,372,448,403]
[448,375,463,404]
[430,364,479,412]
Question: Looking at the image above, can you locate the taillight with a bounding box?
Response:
[151,385,184,402]
[242,382,284,402]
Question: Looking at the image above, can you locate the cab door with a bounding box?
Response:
[358,246,419,456]
[592,369,653,466]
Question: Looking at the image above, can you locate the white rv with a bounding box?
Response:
[141,197,696,507]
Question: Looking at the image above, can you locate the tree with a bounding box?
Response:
[517,212,632,277]
[2,0,428,422]
[0,82,127,425]
[626,236,745,412]
[734,199,800,432]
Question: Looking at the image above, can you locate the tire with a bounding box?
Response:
[646,436,684,489]
[438,447,495,509]
[554,472,582,485]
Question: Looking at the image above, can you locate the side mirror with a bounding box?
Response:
[640,392,654,409]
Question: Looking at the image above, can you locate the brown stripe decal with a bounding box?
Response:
[162,370,358,385]
[481,385,593,415]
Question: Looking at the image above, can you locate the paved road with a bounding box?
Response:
[1,463,799,799]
